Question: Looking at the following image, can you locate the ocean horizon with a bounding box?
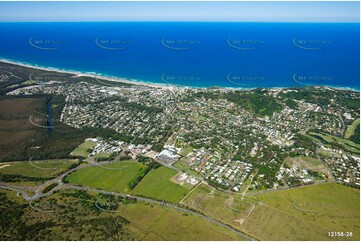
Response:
[0,22,359,90]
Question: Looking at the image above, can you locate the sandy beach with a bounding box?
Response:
[0,58,176,90]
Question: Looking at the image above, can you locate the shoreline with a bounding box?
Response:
[0,58,175,90]
[0,58,359,92]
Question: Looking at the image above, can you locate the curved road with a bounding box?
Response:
[0,160,254,241]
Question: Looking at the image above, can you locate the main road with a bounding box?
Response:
[0,160,254,241]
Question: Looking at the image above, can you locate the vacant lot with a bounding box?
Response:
[255,182,360,240]
[182,183,257,230]
[131,166,190,203]
[65,160,145,193]
[183,182,359,241]
[284,156,333,178]
[149,207,245,240]
[0,159,76,178]
[118,201,245,241]
[241,203,331,240]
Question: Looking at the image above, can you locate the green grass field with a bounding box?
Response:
[93,152,111,158]
[345,118,360,139]
[65,160,145,193]
[174,158,201,177]
[240,169,258,193]
[180,145,194,156]
[253,182,360,240]
[131,166,191,203]
[183,182,359,241]
[119,202,245,241]
[182,183,257,230]
[174,139,193,156]
[241,203,331,241]
[70,141,97,158]
[147,206,245,240]
[0,159,76,178]
[308,131,360,154]
[194,115,207,123]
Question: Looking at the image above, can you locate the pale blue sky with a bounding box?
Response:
[0,1,359,22]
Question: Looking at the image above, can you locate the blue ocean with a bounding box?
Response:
[0,22,359,89]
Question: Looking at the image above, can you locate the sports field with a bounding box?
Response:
[65,160,145,193]
[131,166,191,203]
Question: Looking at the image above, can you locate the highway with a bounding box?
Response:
[0,160,254,241]
[63,184,254,241]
